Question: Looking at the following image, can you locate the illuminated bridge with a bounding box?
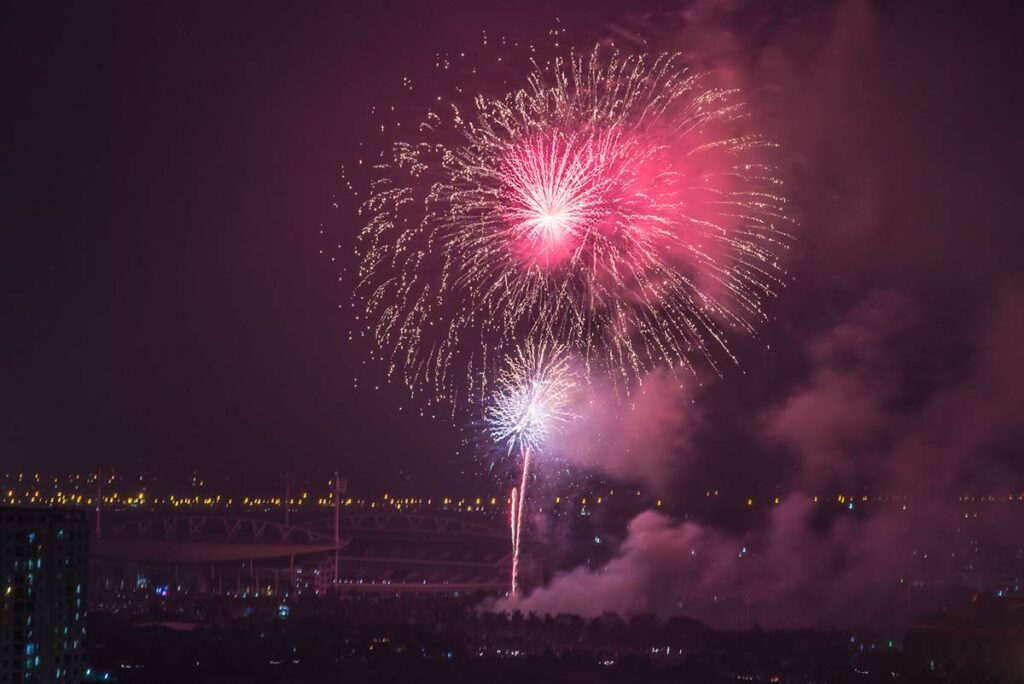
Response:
[90,511,511,596]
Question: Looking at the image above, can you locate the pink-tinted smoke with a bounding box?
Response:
[558,368,702,491]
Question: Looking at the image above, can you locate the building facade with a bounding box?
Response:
[1,507,88,684]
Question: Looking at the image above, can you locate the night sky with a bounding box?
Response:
[2,0,1020,507]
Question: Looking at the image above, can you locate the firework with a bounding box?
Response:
[486,342,575,455]
[486,343,575,596]
[356,45,789,406]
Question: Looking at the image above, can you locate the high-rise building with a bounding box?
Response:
[1,507,88,684]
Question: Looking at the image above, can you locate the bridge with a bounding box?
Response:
[95,515,340,562]
[90,511,511,596]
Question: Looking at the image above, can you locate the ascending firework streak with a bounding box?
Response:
[508,456,529,598]
[356,45,789,407]
[487,344,575,597]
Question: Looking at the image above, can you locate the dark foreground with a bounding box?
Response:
[82,595,999,684]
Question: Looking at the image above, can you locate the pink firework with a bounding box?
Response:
[500,133,620,267]
[357,46,790,405]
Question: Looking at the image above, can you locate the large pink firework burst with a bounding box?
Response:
[356,46,790,406]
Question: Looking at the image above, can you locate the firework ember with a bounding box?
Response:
[356,45,789,406]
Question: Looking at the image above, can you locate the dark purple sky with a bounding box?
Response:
[2,0,1020,502]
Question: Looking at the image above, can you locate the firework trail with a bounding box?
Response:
[508,454,530,597]
[486,343,575,596]
[356,45,789,407]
